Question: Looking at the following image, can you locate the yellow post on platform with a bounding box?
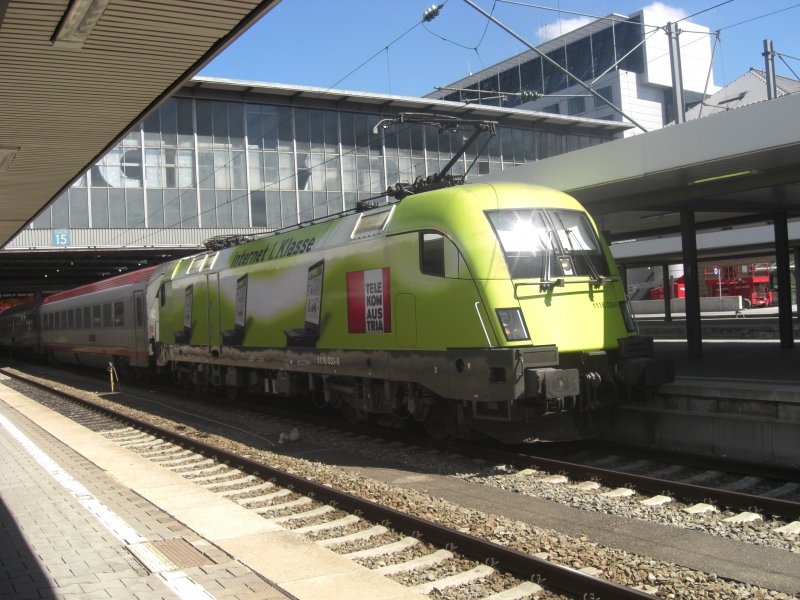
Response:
[108,362,117,392]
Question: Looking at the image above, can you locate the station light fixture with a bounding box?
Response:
[689,170,755,186]
[52,0,112,48]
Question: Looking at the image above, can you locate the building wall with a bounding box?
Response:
[22,94,611,246]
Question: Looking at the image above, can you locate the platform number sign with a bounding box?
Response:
[52,228,71,247]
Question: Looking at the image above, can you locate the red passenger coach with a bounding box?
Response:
[38,266,158,370]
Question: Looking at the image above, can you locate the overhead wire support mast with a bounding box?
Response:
[459,0,649,133]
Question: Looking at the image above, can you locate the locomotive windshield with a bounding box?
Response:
[487,209,611,280]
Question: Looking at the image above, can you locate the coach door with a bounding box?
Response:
[132,290,147,367]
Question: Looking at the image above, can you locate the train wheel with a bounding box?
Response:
[423,399,457,440]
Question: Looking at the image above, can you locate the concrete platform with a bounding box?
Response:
[0,379,423,600]
[601,325,800,466]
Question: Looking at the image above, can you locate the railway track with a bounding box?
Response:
[0,368,653,599]
[2,364,798,597]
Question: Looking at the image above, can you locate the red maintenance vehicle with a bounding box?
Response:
[649,276,685,301]
[703,263,773,308]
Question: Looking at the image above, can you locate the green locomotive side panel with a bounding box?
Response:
[156,181,633,357]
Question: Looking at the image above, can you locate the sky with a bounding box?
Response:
[200,0,800,98]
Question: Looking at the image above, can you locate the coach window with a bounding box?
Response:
[93,305,101,328]
[75,308,82,329]
[61,311,67,328]
[103,304,113,327]
[54,312,60,330]
[83,307,91,328]
[135,297,144,327]
[114,302,124,327]
[68,310,75,329]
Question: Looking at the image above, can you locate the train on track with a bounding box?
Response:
[0,180,673,442]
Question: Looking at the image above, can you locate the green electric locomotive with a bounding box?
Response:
[150,181,673,441]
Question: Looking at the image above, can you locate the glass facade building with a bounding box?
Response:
[26,79,619,239]
[438,14,644,108]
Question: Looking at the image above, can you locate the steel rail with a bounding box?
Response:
[4,369,653,600]
[444,440,800,519]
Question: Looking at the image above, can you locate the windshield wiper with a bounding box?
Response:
[563,227,610,287]
[539,230,564,291]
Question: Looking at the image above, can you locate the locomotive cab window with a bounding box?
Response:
[419,232,461,278]
[114,302,124,327]
[486,208,610,280]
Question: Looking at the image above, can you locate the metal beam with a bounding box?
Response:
[680,209,702,358]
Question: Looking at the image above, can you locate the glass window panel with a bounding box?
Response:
[231,151,246,189]
[122,129,141,148]
[177,150,195,187]
[567,96,586,115]
[248,150,263,190]
[411,126,424,157]
[280,191,297,226]
[524,131,537,161]
[356,155,370,191]
[311,154,325,192]
[92,305,101,328]
[177,98,194,148]
[109,189,126,227]
[313,191,327,219]
[397,127,411,158]
[323,111,338,154]
[369,156,385,192]
[228,103,244,149]
[91,189,109,227]
[278,152,295,190]
[103,303,112,327]
[143,112,160,146]
[341,192,356,211]
[69,188,89,228]
[200,190,216,227]
[212,102,228,147]
[52,193,70,228]
[368,115,382,156]
[325,157,341,192]
[342,154,356,192]
[294,108,310,153]
[146,190,163,228]
[83,307,90,328]
[126,189,145,227]
[246,105,263,149]
[121,149,143,188]
[231,191,249,227]
[264,151,279,189]
[114,302,124,327]
[266,191,281,228]
[145,148,163,187]
[296,152,311,191]
[180,189,198,227]
[298,190,313,222]
[163,189,181,227]
[196,100,213,148]
[327,192,343,215]
[198,150,214,189]
[160,99,177,147]
[340,112,355,152]
[32,207,51,229]
[216,190,232,227]
[214,150,230,189]
[263,105,278,151]
[354,114,368,151]
[250,190,267,227]
[277,106,293,152]
[309,110,325,153]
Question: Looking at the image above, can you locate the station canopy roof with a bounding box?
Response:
[0,0,281,248]
[481,91,800,264]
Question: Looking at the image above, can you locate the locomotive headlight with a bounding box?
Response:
[496,308,530,341]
